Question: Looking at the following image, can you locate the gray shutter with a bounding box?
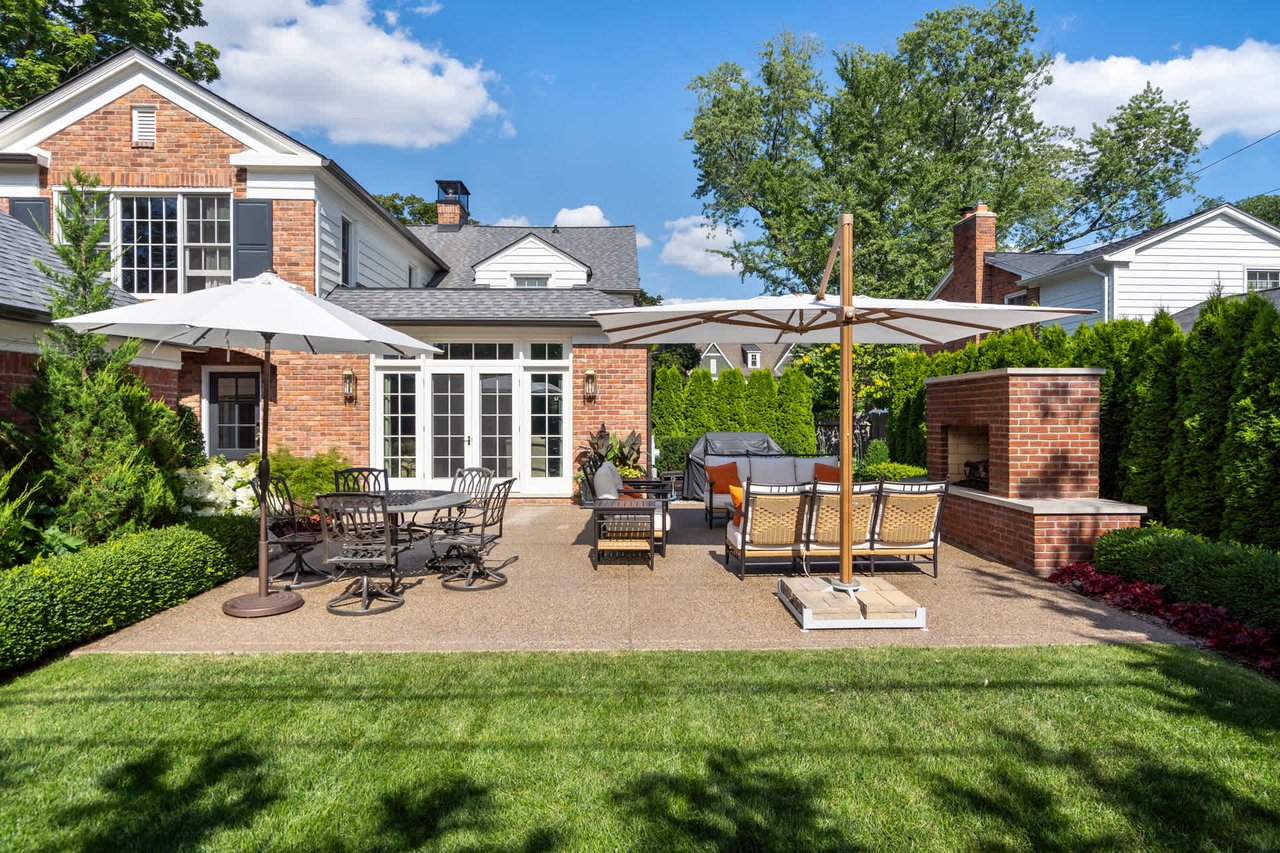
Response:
[233,199,273,279]
[9,198,51,236]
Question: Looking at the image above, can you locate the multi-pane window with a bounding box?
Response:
[479,373,513,477]
[530,343,564,360]
[212,373,259,458]
[433,342,515,360]
[745,351,761,369]
[514,276,549,288]
[529,372,564,478]
[1247,269,1280,293]
[382,373,417,478]
[120,196,179,294]
[184,196,231,290]
[1004,291,1029,306]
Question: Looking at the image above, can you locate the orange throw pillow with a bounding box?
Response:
[814,462,842,483]
[706,461,743,494]
[728,484,744,526]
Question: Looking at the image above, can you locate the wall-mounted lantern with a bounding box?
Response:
[583,368,597,402]
[341,368,357,403]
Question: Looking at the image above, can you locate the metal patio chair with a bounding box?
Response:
[421,466,494,539]
[435,478,516,591]
[252,474,331,589]
[333,467,388,493]
[317,492,410,615]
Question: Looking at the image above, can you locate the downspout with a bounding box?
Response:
[1089,263,1110,322]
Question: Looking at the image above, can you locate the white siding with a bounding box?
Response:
[1112,213,1280,321]
[1037,274,1105,333]
[315,179,428,295]
[474,235,589,288]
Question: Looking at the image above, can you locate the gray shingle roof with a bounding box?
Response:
[409,224,640,292]
[1171,286,1280,331]
[984,251,1074,278]
[0,212,136,319]
[325,287,633,325]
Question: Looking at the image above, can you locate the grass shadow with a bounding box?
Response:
[613,746,857,851]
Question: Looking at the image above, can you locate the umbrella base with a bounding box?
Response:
[222,590,305,618]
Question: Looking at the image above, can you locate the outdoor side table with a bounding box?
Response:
[592,498,660,570]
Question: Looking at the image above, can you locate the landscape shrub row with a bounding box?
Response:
[1093,526,1280,632]
[651,365,817,455]
[0,516,256,671]
[883,294,1280,549]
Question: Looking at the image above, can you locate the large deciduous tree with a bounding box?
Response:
[373,193,439,226]
[0,0,220,110]
[686,1,1201,298]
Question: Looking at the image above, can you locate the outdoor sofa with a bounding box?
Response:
[724,478,948,579]
[702,453,838,526]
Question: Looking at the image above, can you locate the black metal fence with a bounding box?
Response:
[815,409,888,457]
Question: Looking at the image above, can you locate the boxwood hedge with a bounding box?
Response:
[1094,526,1280,632]
[0,515,258,671]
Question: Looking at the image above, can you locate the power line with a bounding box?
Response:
[1058,127,1280,252]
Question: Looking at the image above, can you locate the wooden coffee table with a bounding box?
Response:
[776,575,926,630]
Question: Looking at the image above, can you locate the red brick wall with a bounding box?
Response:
[271,199,317,292]
[178,349,369,464]
[572,343,649,469]
[940,205,997,303]
[926,370,1101,500]
[941,496,1139,576]
[0,350,36,423]
[37,85,247,193]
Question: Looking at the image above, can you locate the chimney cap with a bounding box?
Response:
[960,201,990,216]
[435,179,471,197]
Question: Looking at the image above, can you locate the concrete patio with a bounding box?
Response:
[80,504,1183,654]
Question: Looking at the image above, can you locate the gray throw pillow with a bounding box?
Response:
[594,461,623,499]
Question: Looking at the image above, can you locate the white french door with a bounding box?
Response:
[372,347,571,495]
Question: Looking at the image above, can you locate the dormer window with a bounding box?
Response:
[131,106,156,146]
[514,276,549,288]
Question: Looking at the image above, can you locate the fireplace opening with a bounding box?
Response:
[946,425,990,491]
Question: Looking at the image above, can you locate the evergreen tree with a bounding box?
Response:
[650,365,686,439]
[1119,311,1184,520]
[682,368,717,438]
[1166,294,1268,537]
[744,369,779,436]
[713,368,747,431]
[1070,319,1147,498]
[1220,300,1280,546]
[776,367,817,454]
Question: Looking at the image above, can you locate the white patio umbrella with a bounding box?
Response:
[56,271,440,618]
[592,214,1093,590]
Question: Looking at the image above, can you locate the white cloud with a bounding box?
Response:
[635,231,653,248]
[553,205,611,227]
[190,0,500,148]
[494,215,530,226]
[412,2,444,15]
[1035,39,1280,145]
[659,216,740,276]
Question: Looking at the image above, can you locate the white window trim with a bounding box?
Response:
[1246,268,1280,293]
[201,365,261,459]
[513,275,551,288]
[1003,288,1028,305]
[746,352,761,369]
[53,187,235,297]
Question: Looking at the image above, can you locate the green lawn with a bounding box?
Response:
[1,645,1277,851]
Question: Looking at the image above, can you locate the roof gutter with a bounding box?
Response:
[319,158,450,273]
[1089,263,1110,322]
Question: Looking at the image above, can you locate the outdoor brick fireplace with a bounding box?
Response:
[926,368,1144,575]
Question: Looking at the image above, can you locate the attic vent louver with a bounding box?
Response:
[131,106,156,146]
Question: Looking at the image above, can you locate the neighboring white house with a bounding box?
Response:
[931,202,1280,332]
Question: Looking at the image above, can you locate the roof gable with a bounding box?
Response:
[472,233,591,276]
[0,48,317,161]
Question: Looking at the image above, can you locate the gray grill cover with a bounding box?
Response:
[683,432,784,501]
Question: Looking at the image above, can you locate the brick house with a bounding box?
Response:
[932,202,1280,332]
[0,49,647,498]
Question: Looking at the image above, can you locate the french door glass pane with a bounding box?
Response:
[212,373,259,454]
[381,372,417,478]
[432,373,466,478]
[529,372,564,478]
[120,196,179,294]
[479,373,513,476]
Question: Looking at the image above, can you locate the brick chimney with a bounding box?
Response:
[948,202,997,303]
[435,179,470,226]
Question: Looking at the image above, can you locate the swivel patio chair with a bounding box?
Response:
[435,477,516,591]
[421,466,493,538]
[317,492,410,615]
[252,474,331,589]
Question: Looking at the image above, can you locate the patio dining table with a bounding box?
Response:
[381,489,471,516]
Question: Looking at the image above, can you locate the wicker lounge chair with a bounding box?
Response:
[801,480,880,577]
[725,481,809,579]
[871,480,947,577]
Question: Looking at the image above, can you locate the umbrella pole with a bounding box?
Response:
[223,333,304,618]
[832,212,857,592]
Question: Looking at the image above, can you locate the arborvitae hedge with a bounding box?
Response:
[744,369,779,436]
[776,368,817,454]
[1120,311,1184,520]
[1221,303,1280,548]
[713,369,747,432]
[650,365,686,440]
[682,369,717,438]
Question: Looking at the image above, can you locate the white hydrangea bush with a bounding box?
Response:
[177,457,258,516]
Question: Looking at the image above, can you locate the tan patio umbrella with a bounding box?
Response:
[56,271,440,618]
[591,214,1092,590]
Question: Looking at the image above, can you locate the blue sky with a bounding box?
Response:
[193,0,1280,300]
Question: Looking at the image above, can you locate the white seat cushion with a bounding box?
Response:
[726,519,743,550]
